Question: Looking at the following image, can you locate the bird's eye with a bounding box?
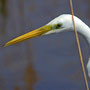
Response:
[51,24,62,30]
[56,24,62,29]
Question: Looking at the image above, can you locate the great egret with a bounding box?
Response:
[4,14,90,77]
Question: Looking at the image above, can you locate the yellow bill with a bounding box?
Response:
[4,25,52,47]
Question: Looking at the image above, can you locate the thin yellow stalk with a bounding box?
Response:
[70,0,89,90]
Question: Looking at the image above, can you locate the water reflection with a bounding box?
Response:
[24,64,38,90]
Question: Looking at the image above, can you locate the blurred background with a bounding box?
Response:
[0,0,90,90]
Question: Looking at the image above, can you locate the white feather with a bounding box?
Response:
[45,14,90,77]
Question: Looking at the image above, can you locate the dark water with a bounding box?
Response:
[0,0,90,90]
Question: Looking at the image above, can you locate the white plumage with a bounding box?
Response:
[46,14,90,77]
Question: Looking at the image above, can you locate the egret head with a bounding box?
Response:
[45,14,74,35]
[4,14,84,47]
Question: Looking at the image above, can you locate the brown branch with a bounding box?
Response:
[69,0,89,90]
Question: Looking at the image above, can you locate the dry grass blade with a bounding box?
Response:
[69,0,89,90]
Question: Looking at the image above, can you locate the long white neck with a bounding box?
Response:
[83,24,90,78]
[75,20,90,45]
[76,20,90,78]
